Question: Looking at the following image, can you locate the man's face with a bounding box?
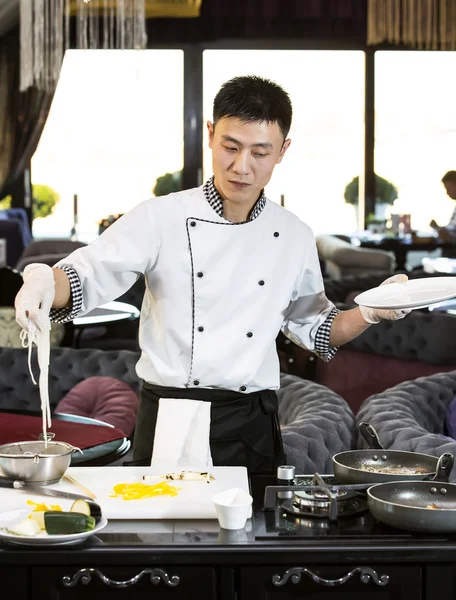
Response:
[444,181,456,200]
[207,117,291,207]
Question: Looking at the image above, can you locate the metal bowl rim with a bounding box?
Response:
[0,440,75,458]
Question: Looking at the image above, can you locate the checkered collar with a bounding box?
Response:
[203,176,266,222]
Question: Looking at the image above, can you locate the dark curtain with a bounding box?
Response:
[0,27,54,203]
[146,0,367,44]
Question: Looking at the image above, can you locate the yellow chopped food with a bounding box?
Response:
[26,500,62,512]
[110,481,181,501]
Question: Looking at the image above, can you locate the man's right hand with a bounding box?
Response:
[15,264,56,331]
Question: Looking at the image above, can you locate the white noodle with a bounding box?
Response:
[20,321,51,448]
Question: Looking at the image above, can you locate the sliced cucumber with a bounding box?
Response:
[68,499,102,523]
[70,499,91,516]
[44,511,96,535]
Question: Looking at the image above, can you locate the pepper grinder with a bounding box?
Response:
[277,465,295,500]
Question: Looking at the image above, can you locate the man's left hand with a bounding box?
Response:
[359,274,411,324]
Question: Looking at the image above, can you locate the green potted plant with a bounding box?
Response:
[153,171,182,197]
[344,173,398,220]
[0,184,60,218]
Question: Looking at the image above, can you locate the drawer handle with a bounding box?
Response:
[62,568,180,589]
[272,566,389,587]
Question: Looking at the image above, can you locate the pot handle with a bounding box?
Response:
[56,441,83,455]
[358,422,384,450]
[431,453,454,482]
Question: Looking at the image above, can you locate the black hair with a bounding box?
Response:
[442,171,456,184]
[213,75,292,140]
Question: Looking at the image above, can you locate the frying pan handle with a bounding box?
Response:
[358,422,384,450]
[431,453,454,482]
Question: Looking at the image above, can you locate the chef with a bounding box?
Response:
[15,75,409,473]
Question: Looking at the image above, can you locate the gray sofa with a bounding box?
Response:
[0,347,140,414]
[277,374,356,473]
[0,348,356,474]
[316,234,394,280]
[280,304,456,414]
[356,371,456,480]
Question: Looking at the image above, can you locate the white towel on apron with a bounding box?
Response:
[150,398,213,468]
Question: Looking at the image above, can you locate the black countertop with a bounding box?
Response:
[2,475,456,564]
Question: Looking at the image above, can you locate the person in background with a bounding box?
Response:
[430,171,456,253]
[430,171,456,233]
[15,75,411,474]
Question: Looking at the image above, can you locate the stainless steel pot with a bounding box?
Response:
[0,440,82,485]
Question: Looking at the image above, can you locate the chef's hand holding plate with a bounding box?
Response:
[359,274,411,324]
[15,263,55,332]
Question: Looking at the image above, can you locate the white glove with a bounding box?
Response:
[359,274,411,324]
[15,264,55,332]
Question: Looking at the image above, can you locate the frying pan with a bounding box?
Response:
[333,422,454,484]
[368,480,456,533]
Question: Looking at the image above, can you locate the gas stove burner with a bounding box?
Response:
[293,488,352,506]
[282,495,368,520]
[264,471,370,522]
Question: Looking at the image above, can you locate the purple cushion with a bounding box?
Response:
[446,396,456,439]
[55,376,138,437]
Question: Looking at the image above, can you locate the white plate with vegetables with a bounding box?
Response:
[0,499,107,546]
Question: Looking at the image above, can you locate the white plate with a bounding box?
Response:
[0,509,107,546]
[354,277,456,310]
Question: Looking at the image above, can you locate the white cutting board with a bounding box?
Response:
[0,466,250,520]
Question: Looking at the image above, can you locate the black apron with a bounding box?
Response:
[131,383,286,474]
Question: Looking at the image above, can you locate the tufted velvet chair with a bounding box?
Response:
[322,309,456,412]
[356,371,456,481]
[280,307,456,415]
[277,373,356,474]
[0,347,140,415]
[0,347,355,473]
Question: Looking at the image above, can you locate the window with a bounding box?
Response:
[32,49,184,240]
[375,51,456,231]
[203,50,365,234]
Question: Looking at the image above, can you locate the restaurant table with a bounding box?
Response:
[72,301,140,348]
[359,236,454,271]
[428,299,456,315]
[422,257,456,275]
[0,410,130,466]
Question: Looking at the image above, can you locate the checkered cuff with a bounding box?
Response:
[314,307,340,361]
[49,265,83,323]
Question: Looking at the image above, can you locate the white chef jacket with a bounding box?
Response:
[53,185,337,393]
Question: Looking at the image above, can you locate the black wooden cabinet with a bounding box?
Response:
[30,566,216,600]
[240,565,422,600]
[0,567,28,600]
[425,565,456,600]
[5,555,456,599]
